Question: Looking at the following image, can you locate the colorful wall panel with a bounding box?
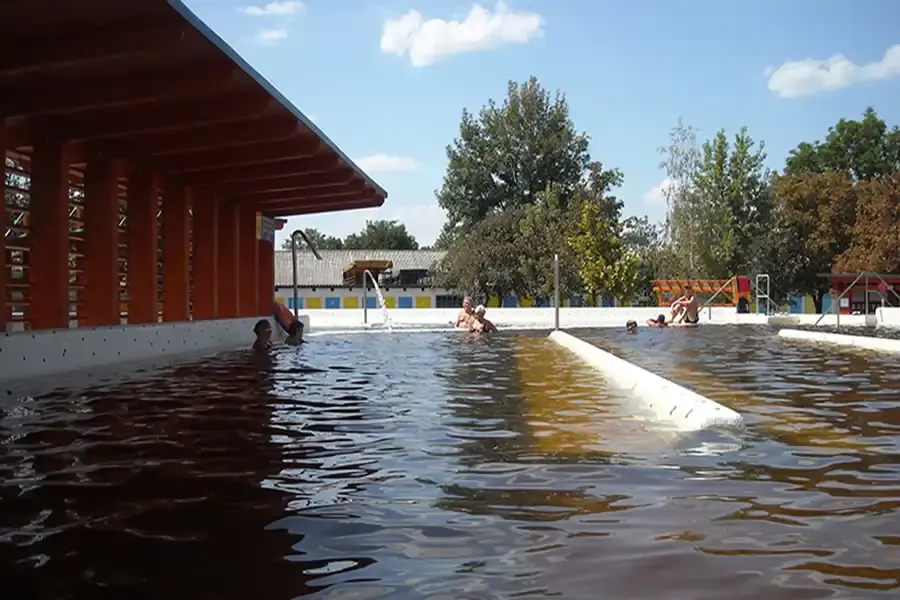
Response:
[398,296,413,309]
[384,297,396,308]
[325,297,341,309]
[415,296,431,308]
[306,297,322,309]
[366,296,377,309]
[343,296,359,309]
[487,296,500,308]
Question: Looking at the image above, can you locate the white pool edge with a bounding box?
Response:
[547,330,743,432]
[778,328,900,353]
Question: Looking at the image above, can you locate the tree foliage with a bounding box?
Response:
[281,220,418,251]
[833,175,900,273]
[281,228,344,250]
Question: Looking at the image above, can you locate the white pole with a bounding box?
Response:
[553,253,560,330]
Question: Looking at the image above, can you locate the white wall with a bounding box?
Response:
[877,307,900,328]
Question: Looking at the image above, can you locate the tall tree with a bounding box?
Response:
[784,107,900,180]
[280,228,344,251]
[772,171,858,311]
[834,174,900,273]
[343,220,419,250]
[436,76,596,242]
[658,119,703,276]
[621,216,666,306]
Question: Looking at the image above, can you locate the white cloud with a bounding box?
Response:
[243,1,304,16]
[253,27,288,44]
[380,1,543,67]
[355,154,418,173]
[643,177,678,206]
[767,44,900,98]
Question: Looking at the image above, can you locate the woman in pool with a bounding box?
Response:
[252,319,273,350]
[469,305,497,333]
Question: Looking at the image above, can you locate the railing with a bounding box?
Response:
[290,229,322,319]
[813,272,900,329]
[701,276,736,320]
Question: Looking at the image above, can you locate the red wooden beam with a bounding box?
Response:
[157,136,321,174]
[182,155,340,187]
[131,119,301,156]
[237,180,366,204]
[22,93,274,145]
[2,64,239,118]
[0,23,189,75]
[200,169,355,197]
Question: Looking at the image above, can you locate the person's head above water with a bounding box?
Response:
[656,314,666,324]
[287,320,304,338]
[463,296,473,312]
[626,320,638,333]
[474,304,486,319]
[253,319,272,345]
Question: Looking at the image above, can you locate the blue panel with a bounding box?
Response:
[789,295,802,313]
[502,296,518,307]
[536,297,550,307]
[601,296,615,307]
[366,296,377,309]
[287,297,302,310]
[569,296,583,308]
[398,296,414,309]
[325,296,341,309]
[822,294,832,313]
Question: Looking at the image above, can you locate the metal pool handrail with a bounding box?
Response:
[700,276,736,320]
[814,272,900,328]
[290,229,322,319]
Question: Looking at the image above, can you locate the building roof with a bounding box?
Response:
[274,250,446,287]
[3,0,386,216]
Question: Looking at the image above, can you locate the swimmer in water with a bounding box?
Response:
[252,319,273,350]
[456,296,475,328]
[626,320,638,333]
[469,305,497,333]
[285,320,304,345]
[646,314,668,328]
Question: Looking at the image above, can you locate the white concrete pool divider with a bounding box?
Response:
[778,328,900,353]
[547,330,743,431]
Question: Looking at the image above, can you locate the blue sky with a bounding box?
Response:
[182,0,900,248]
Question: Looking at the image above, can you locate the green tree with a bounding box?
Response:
[280,227,344,250]
[568,198,640,305]
[773,171,858,311]
[621,215,665,306]
[658,119,703,276]
[436,76,595,241]
[434,211,524,301]
[343,220,418,250]
[785,107,900,180]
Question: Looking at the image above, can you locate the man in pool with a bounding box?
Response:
[470,305,497,333]
[456,296,475,328]
[285,320,304,345]
[252,319,273,351]
[668,285,699,324]
[646,314,668,327]
[626,320,638,333]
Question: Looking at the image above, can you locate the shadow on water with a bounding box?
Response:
[1,326,899,598]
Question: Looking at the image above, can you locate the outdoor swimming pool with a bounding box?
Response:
[1,326,898,598]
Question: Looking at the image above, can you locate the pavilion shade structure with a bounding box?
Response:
[1,0,387,331]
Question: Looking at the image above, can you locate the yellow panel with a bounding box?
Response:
[519,296,534,307]
[487,296,500,307]
[306,297,322,309]
[384,296,396,308]
[415,296,431,308]
[344,296,359,309]
[804,296,815,313]
[274,297,285,304]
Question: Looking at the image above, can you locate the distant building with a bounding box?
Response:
[272,249,619,310]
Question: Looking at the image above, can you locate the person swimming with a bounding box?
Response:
[646,314,667,328]
[252,319,273,350]
[456,296,474,328]
[626,320,638,333]
[285,320,304,345]
[470,305,497,333]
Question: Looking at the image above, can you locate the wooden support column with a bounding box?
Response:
[238,208,258,317]
[127,168,159,324]
[191,193,218,320]
[161,181,191,322]
[81,149,122,326]
[29,138,71,330]
[257,239,274,316]
[0,123,6,332]
[217,201,239,318]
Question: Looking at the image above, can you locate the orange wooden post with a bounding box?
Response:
[0,124,7,331]
[217,201,239,318]
[127,168,159,324]
[161,181,191,322]
[257,238,274,316]
[191,192,218,320]
[81,149,122,326]
[238,207,258,317]
[29,138,71,330]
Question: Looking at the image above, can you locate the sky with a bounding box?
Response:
[181,0,900,249]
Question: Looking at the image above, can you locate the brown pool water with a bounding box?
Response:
[1,327,898,599]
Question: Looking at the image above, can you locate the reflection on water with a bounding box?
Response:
[1,327,899,598]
